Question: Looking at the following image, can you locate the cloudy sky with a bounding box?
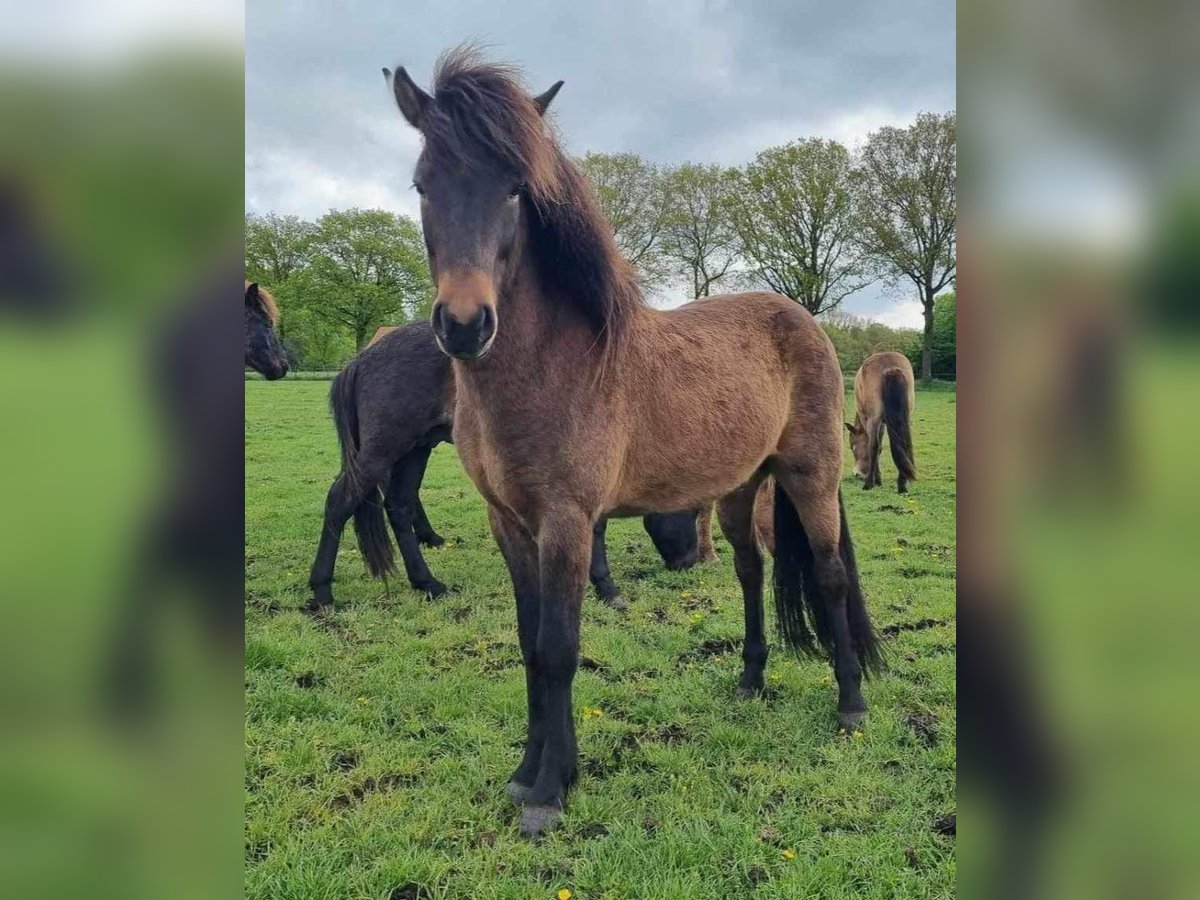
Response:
[246,0,955,325]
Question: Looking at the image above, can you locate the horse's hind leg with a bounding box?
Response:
[385,447,447,598]
[717,474,769,699]
[306,474,361,610]
[774,470,869,729]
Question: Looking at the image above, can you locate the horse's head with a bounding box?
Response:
[385,51,563,361]
[846,419,870,479]
[245,282,289,380]
[644,512,701,571]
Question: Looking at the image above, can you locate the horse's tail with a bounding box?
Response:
[772,485,884,675]
[330,362,395,578]
[882,369,917,483]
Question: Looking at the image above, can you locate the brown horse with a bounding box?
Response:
[847,351,917,493]
[386,48,882,837]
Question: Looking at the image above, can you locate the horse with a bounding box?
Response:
[245,281,289,380]
[306,320,702,611]
[846,351,917,493]
[385,48,882,836]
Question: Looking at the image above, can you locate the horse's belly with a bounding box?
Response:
[611,420,777,515]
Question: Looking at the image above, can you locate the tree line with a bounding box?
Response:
[247,111,954,378]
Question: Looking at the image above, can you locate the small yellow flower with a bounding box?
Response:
[853,730,864,741]
[557,890,573,900]
[356,696,367,705]
[681,591,693,599]
[782,848,796,860]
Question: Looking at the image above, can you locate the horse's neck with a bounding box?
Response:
[454,258,605,409]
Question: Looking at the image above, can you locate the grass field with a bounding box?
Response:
[245,381,956,900]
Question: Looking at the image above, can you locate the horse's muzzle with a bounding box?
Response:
[431,300,496,360]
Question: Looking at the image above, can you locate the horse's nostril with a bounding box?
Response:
[432,302,448,335]
[479,305,495,335]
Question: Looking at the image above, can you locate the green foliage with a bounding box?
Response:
[898,292,955,379]
[245,381,957,899]
[856,112,956,379]
[577,152,670,287]
[822,310,922,375]
[658,164,742,298]
[245,208,433,368]
[726,139,872,315]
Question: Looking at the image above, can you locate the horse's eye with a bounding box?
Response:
[413,182,426,197]
[508,184,524,201]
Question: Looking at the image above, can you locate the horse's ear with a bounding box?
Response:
[385,66,432,129]
[246,282,259,302]
[532,80,564,117]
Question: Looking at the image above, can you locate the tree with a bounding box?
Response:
[726,139,872,316]
[658,164,742,298]
[857,112,957,381]
[577,152,669,287]
[903,291,955,379]
[297,208,433,350]
[245,213,315,285]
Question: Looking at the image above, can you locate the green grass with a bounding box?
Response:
[245,382,956,899]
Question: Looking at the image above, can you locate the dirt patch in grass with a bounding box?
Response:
[328,772,421,809]
[294,671,323,689]
[904,708,940,747]
[881,618,949,637]
[678,637,741,664]
[330,749,361,772]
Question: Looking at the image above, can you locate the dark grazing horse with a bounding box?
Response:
[245,282,289,380]
[386,49,882,837]
[306,320,701,611]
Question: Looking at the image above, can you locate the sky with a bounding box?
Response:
[246,0,955,326]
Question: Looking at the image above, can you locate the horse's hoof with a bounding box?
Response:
[601,594,629,612]
[519,804,563,838]
[505,780,533,805]
[701,552,720,564]
[418,581,449,600]
[735,684,762,701]
[300,597,333,615]
[838,710,867,731]
[421,534,446,548]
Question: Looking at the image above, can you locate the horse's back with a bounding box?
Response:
[350,321,454,447]
[857,351,915,415]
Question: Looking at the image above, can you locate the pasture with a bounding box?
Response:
[245,380,956,899]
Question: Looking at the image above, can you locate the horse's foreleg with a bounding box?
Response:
[488,507,544,803]
[413,492,445,546]
[521,511,590,838]
[588,519,625,609]
[718,477,768,698]
[696,503,720,563]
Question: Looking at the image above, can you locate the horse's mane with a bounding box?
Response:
[246,280,279,324]
[424,46,645,345]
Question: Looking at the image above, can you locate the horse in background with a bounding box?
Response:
[245,282,289,380]
[306,320,701,611]
[387,48,881,836]
[846,351,917,493]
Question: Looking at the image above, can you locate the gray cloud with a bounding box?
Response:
[246,0,954,322]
